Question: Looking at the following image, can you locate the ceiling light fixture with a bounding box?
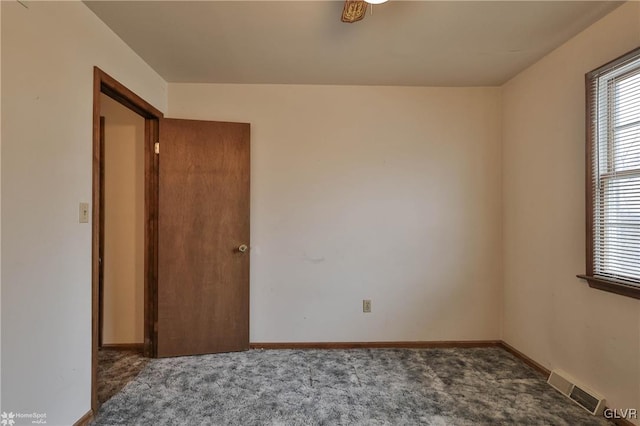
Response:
[341,0,387,23]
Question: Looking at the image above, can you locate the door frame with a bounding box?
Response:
[98,116,105,349]
[91,67,163,412]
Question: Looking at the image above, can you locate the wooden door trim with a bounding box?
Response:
[96,68,163,119]
[92,67,163,413]
[98,116,105,348]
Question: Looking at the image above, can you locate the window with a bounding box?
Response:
[580,47,640,299]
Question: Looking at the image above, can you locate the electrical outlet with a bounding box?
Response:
[363,299,372,313]
[79,202,89,223]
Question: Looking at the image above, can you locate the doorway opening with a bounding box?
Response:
[92,67,163,413]
[97,94,147,404]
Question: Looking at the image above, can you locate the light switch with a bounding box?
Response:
[79,202,89,223]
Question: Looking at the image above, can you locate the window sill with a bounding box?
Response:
[577,275,640,300]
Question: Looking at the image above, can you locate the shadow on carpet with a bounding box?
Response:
[98,348,150,404]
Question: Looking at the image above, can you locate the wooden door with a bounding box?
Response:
[157,118,250,357]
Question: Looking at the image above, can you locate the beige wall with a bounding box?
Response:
[502,1,640,420]
[169,84,503,343]
[0,0,3,408]
[1,2,166,424]
[100,94,145,345]
[2,0,638,422]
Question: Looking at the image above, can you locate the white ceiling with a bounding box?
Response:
[85,1,621,86]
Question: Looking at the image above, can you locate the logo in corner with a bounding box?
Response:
[0,412,15,426]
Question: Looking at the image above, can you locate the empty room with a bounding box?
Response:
[1,1,639,425]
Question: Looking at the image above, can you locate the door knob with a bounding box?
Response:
[238,244,248,253]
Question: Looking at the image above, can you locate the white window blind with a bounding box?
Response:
[589,53,640,286]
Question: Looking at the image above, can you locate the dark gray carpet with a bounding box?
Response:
[92,347,611,425]
[98,348,149,404]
